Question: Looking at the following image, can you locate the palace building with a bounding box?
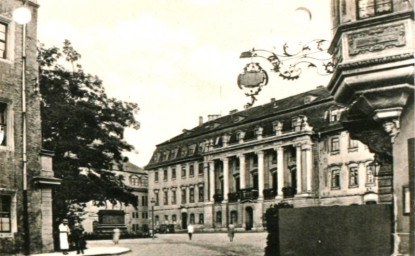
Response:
[145,86,380,232]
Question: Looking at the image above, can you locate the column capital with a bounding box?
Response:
[295,143,302,148]
[221,157,229,162]
[236,153,245,158]
[302,143,312,150]
[274,145,284,151]
[255,150,265,156]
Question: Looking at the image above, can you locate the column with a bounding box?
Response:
[239,154,246,189]
[209,161,215,202]
[257,151,265,200]
[296,144,302,194]
[304,144,313,192]
[223,158,229,202]
[203,162,209,202]
[276,146,284,198]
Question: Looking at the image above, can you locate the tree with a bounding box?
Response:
[38,40,140,223]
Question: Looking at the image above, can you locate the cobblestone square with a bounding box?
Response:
[87,232,267,256]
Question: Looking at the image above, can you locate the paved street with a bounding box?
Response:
[87,232,267,256]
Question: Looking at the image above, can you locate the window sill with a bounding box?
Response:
[0,233,13,238]
[348,185,359,189]
[330,151,340,155]
[331,187,340,190]
[348,147,358,153]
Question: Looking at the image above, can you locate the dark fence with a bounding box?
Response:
[276,204,393,256]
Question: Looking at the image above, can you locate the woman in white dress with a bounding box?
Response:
[59,219,70,255]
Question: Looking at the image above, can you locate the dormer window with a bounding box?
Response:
[357,0,392,20]
[181,146,188,157]
[304,95,317,104]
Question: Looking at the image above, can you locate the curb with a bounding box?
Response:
[31,247,131,256]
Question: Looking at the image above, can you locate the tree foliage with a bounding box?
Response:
[38,40,140,220]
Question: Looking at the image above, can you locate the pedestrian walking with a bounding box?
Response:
[227,224,235,242]
[59,219,70,255]
[187,224,194,240]
[113,227,121,245]
[72,219,85,254]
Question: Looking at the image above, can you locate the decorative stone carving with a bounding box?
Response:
[300,115,313,131]
[348,23,405,56]
[272,121,283,136]
[222,133,231,147]
[382,119,400,143]
[255,126,263,140]
[236,130,245,143]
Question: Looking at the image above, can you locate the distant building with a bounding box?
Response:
[145,87,379,232]
[0,0,60,254]
[82,159,149,235]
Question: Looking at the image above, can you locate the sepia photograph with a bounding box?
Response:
[0,0,414,255]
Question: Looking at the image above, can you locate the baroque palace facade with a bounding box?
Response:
[145,87,380,232]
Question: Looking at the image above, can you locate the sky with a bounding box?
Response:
[36,0,333,167]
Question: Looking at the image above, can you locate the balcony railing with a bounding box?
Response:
[263,188,277,200]
[282,186,296,198]
[240,188,258,201]
[228,192,240,202]
[213,193,223,203]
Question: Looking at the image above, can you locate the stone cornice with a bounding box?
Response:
[329,10,414,54]
[337,53,414,71]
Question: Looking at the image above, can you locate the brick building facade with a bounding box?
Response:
[0,0,60,254]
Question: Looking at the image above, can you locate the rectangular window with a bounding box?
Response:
[155,192,159,206]
[172,168,176,179]
[181,188,186,204]
[189,187,195,203]
[142,196,147,206]
[164,215,169,223]
[181,165,186,178]
[366,164,375,184]
[331,169,341,189]
[349,167,359,187]
[198,186,204,202]
[172,190,177,205]
[349,136,359,149]
[154,171,159,182]
[0,23,7,59]
[190,214,195,224]
[163,190,168,205]
[199,214,204,224]
[163,169,168,181]
[172,214,177,222]
[331,137,340,153]
[357,0,392,19]
[0,195,11,232]
[198,163,204,176]
[189,165,194,177]
[0,103,7,146]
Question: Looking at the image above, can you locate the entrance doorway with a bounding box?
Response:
[245,207,254,231]
[181,213,187,229]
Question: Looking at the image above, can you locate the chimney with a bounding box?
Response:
[270,98,276,102]
[208,114,221,121]
[199,116,203,125]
